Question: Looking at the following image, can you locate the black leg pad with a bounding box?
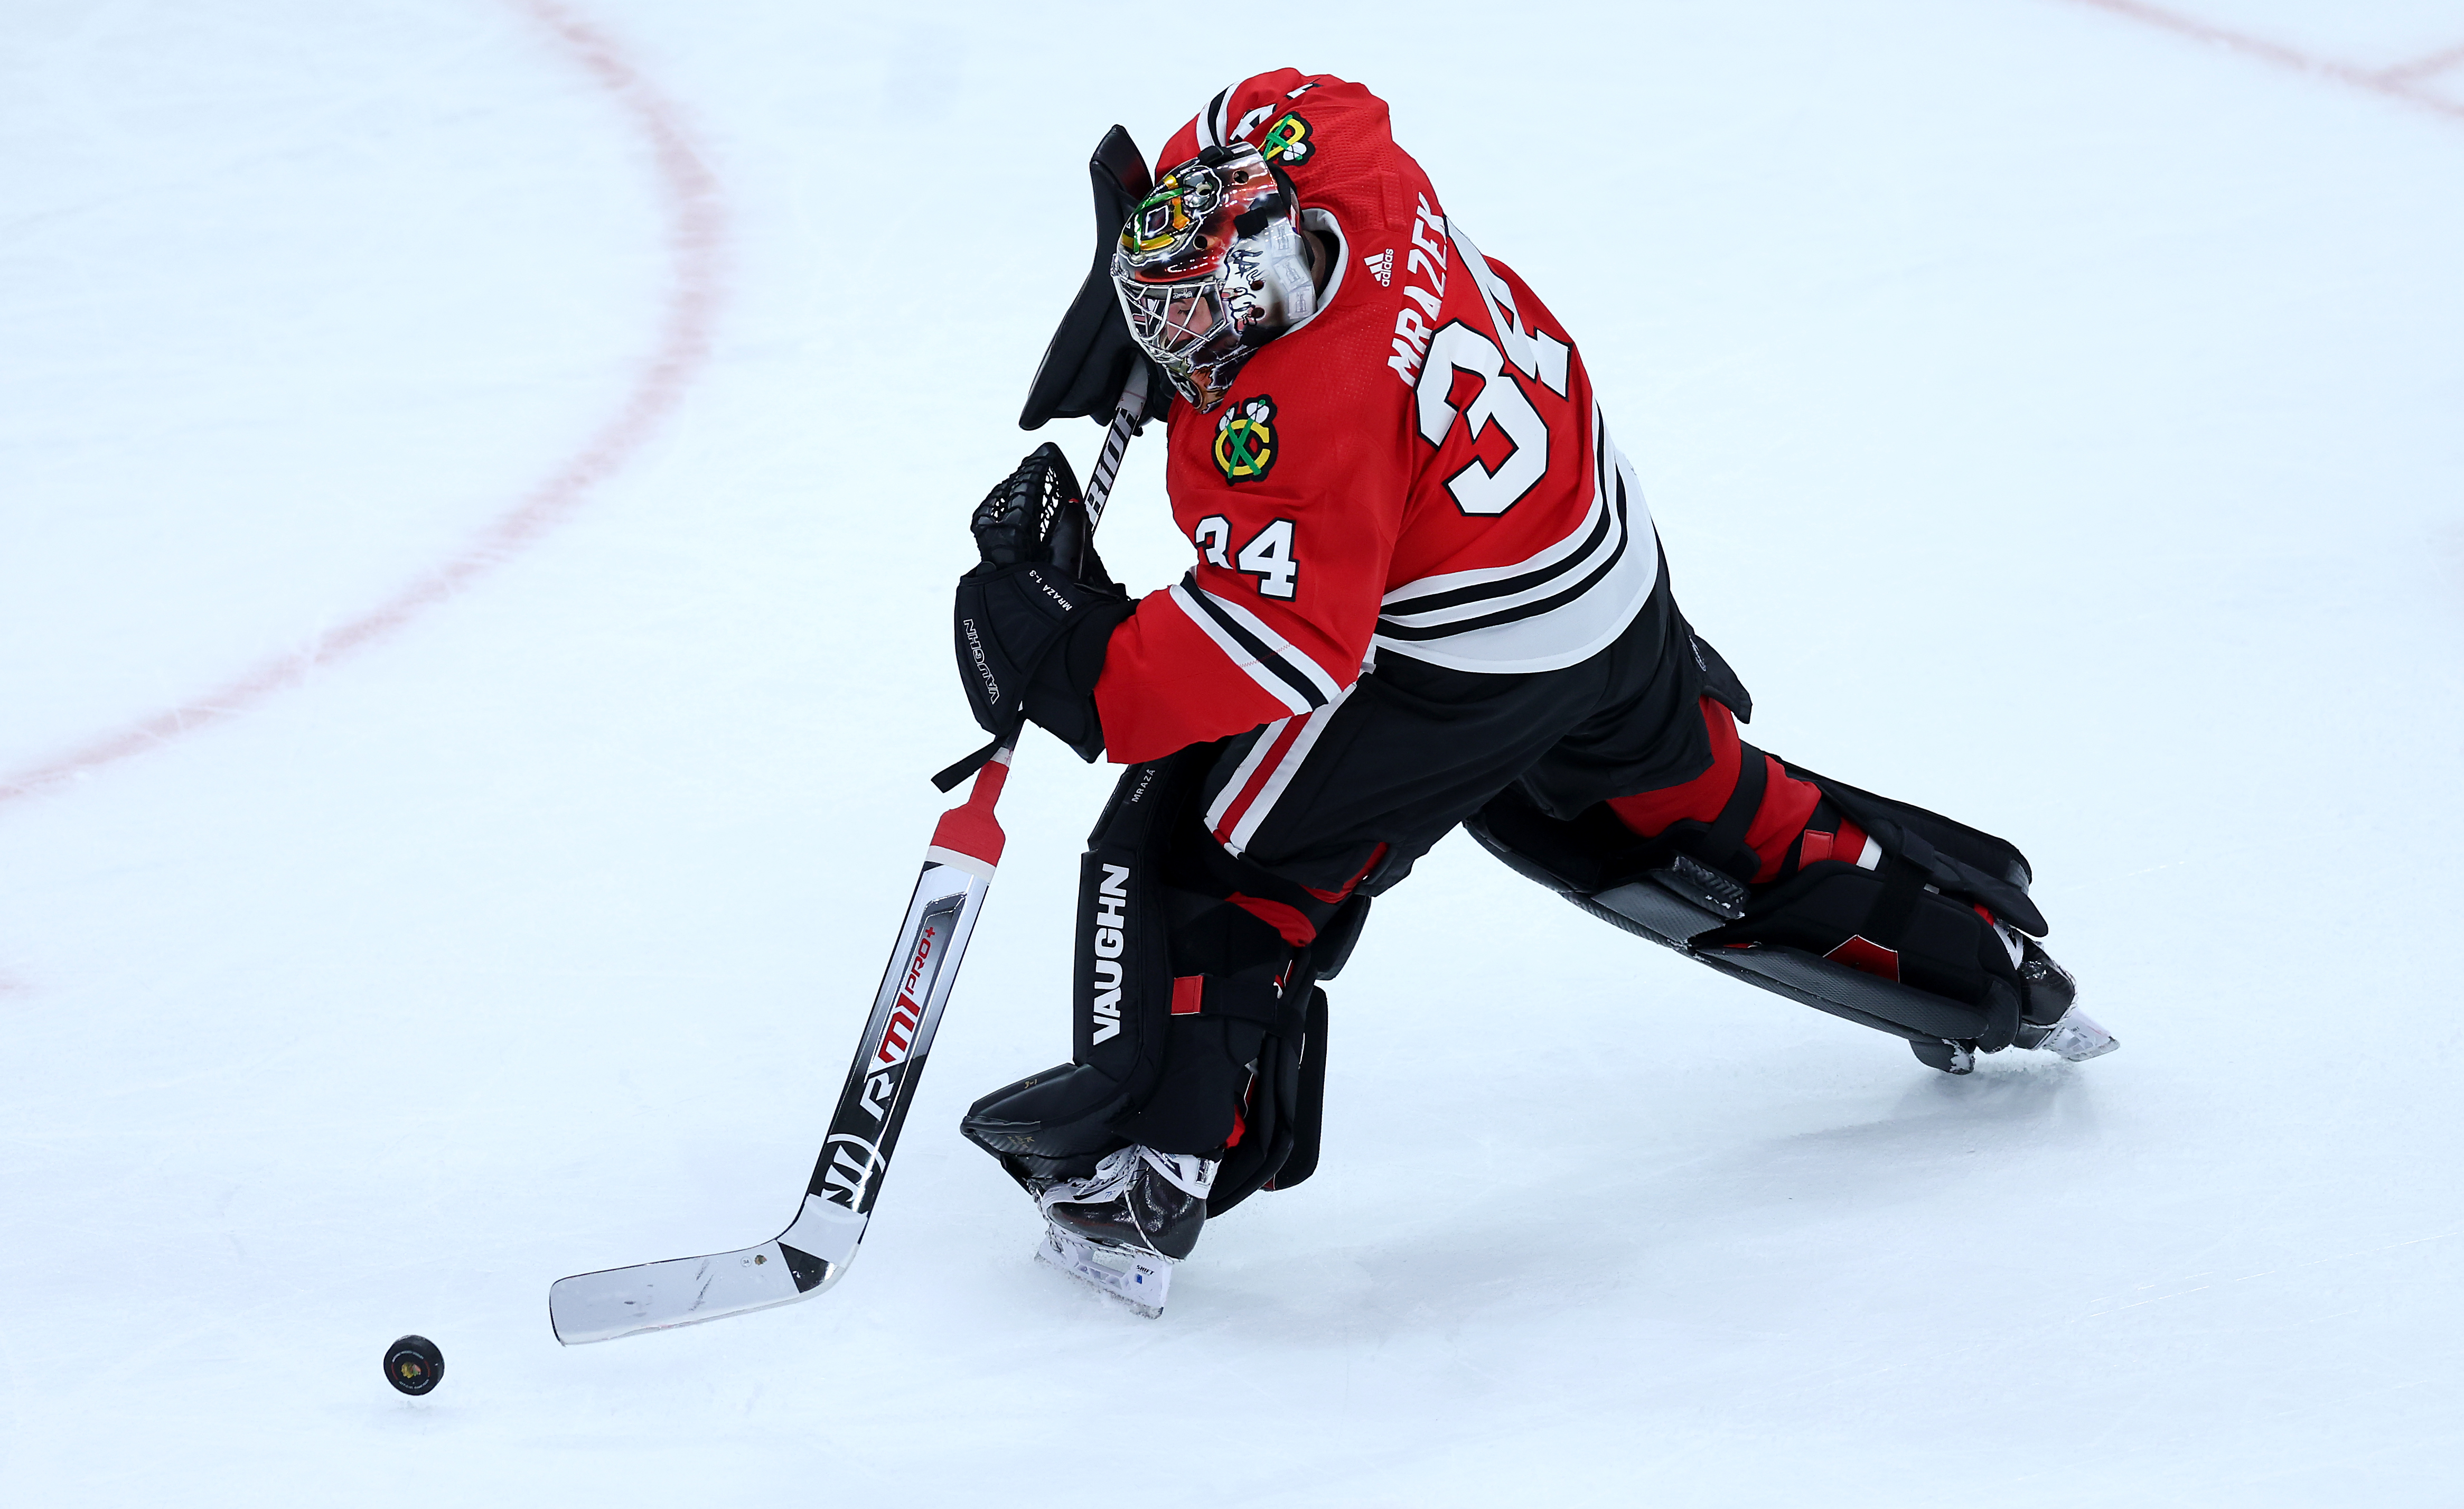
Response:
[1693,944,2014,1048]
[1262,988,1329,1194]
[961,746,1341,1208]
[1467,788,2029,1057]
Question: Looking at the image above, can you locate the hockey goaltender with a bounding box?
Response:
[947,70,2115,1315]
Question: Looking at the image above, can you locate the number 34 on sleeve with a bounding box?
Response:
[1194,515,1300,600]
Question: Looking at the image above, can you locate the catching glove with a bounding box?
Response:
[952,443,1135,761]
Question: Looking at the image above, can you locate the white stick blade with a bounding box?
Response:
[549,1242,809,1345]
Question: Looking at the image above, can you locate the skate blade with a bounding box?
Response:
[1034,1222,1172,1318]
[2040,1010,2120,1062]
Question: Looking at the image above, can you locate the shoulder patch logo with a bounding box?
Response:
[1261,111,1316,164]
[1213,396,1278,484]
[1364,249,1393,286]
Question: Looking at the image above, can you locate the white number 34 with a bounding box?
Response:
[1195,514,1300,600]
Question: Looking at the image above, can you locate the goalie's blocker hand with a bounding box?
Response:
[952,442,1133,762]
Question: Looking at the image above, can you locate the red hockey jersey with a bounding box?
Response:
[1091,70,1658,764]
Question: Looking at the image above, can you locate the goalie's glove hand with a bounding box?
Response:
[969,440,1121,586]
[952,443,1133,761]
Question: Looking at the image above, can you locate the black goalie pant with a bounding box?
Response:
[959,571,1730,1215]
[1199,573,1721,904]
[966,557,2061,1213]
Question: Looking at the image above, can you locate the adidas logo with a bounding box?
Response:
[1363,249,1393,286]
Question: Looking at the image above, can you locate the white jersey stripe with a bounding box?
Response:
[1224,683,1356,858]
[1203,716,1290,836]
[1166,582,1316,715]
[1198,86,1232,150]
[1379,498,1621,625]
[1379,495,1608,611]
[1190,584,1347,703]
[1179,584,1331,710]
[1380,402,1619,623]
[1373,403,1657,673]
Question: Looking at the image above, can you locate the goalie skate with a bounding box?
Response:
[1024,1144,1214,1317]
[1035,1221,1175,1318]
[2025,1006,2119,1061]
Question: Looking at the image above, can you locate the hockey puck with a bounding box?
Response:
[383,1335,444,1396]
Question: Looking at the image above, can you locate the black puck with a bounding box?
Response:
[383,1335,444,1396]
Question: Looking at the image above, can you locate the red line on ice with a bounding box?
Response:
[0,0,725,808]
[2381,42,2464,85]
[2059,0,2464,124]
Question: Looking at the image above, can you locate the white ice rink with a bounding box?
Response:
[5,1,2462,1502]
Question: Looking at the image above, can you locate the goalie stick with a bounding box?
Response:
[549,119,1154,1344]
[548,367,1150,1345]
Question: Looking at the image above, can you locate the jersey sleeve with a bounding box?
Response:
[1093,389,1408,763]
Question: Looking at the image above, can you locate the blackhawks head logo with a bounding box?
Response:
[1123,163,1225,258]
[1260,111,1316,165]
[1214,396,1278,483]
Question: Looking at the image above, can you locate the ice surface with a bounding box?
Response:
[3,0,2462,1504]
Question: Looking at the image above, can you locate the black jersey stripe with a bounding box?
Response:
[1179,575,1333,709]
[1374,468,1636,642]
[1379,408,1620,621]
[1380,488,1615,619]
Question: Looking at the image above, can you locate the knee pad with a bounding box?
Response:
[1467,758,2069,1064]
[961,747,1348,1215]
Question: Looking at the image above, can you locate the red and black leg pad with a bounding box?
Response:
[960,745,1349,1216]
[1466,753,2057,1062]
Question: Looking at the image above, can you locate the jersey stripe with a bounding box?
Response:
[1172,576,1347,702]
[1372,440,1658,672]
[1373,405,1657,667]
[1221,684,1355,858]
[1198,86,1232,150]
[1207,715,1310,843]
[1378,495,1613,618]
[1166,580,1331,714]
[1378,466,1632,638]
[1204,718,1291,836]
[1379,406,1622,628]
[1190,580,1347,702]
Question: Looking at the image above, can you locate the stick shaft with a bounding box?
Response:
[1083,365,1150,531]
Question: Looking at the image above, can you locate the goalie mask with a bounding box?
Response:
[1112,141,1320,413]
